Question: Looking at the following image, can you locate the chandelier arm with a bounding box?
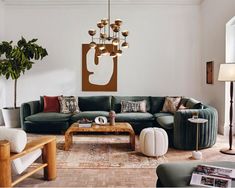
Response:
[108,0,111,38]
[118,31,121,49]
[92,37,126,41]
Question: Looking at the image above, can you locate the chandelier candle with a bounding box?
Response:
[88,0,129,57]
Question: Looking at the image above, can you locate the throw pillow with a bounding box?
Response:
[121,100,147,113]
[186,98,202,109]
[178,104,188,110]
[58,96,80,114]
[43,96,60,112]
[162,97,181,113]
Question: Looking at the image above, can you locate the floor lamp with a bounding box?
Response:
[218,63,235,155]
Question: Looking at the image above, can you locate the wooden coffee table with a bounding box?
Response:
[64,122,135,151]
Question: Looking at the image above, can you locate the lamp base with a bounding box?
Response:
[220,148,235,155]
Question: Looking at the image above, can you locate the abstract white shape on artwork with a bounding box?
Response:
[86,48,114,86]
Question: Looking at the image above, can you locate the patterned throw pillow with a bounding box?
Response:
[178,104,188,110]
[58,96,80,114]
[121,100,147,113]
[162,97,181,113]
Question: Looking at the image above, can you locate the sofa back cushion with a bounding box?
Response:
[150,97,165,114]
[40,96,44,112]
[78,96,111,111]
[112,96,151,113]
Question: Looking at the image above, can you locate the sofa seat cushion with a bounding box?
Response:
[71,111,109,122]
[155,113,174,130]
[153,112,172,119]
[25,112,72,122]
[115,113,154,122]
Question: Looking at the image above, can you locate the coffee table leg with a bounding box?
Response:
[129,132,135,150]
[64,132,73,151]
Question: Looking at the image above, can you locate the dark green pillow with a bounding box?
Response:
[186,98,202,109]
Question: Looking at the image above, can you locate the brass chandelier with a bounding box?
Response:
[88,0,129,57]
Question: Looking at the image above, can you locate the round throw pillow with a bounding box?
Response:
[0,127,27,153]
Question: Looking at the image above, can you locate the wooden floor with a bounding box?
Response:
[17,134,235,187]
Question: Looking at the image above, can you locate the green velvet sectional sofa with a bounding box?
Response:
[20,96,218,150]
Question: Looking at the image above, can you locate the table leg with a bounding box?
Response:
[64,132,73,151]
[0,141,11,187]
[196,124,199,152]
[43,139,57,180]
[129,132,135,150]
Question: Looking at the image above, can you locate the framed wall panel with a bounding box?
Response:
[82,44,118,91]
[206,61,214,84]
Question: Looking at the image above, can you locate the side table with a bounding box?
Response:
[188,118,208,160]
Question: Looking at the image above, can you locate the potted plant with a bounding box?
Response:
[0,37,48,128]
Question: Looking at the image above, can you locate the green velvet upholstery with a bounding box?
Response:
[40,96,44,112]
[20,101,41,130]
[156,161,235,187]
[153,112,172,118]
[78,96,111,111]
[24,121,69,134]
[111,96,151,113]
[115,112,153,122]
[150,97,165,114]
[173,106,218,150]
[20,96,218,150]
[127,122,154,134]
[156,115,174,130]
[25,112,72,122]
[71,111,109,122]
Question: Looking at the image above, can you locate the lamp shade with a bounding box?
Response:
[218,63,235,81]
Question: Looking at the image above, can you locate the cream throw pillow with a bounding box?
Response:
[162,97,181,113]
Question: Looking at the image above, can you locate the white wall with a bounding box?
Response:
[0,1,4,40]
[0,1,4,125]
[201,0,235,134]
[1,0,202,108]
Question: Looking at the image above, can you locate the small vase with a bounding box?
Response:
[109,111,116,126]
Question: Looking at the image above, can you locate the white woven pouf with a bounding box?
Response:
[140,127,168,157]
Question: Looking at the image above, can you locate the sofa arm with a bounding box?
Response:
[173,107,218,150]
[20,101,40,129]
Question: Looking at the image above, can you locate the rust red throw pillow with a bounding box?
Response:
[43,96,60,112]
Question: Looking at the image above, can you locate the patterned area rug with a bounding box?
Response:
[28,134,235,170]
[56,135,164,168]
[29,134,164,169]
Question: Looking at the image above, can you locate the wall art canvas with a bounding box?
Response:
[82,44,117,91]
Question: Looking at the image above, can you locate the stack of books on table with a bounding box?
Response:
[77,119,93,128]
[190,164,235,187]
